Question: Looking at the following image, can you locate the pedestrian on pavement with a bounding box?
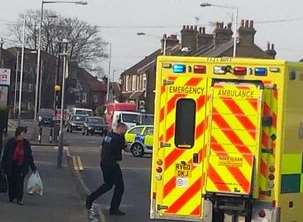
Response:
[1,126,37,205]
[86,122,128,216]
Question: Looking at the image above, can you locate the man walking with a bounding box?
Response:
[86,122,128,216]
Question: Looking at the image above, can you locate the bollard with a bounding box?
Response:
[38,127,42,144]
[49,128,53,143]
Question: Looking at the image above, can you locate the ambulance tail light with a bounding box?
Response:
[268,174,275,180]
[193,65,206,74]
[156,159,163,165]
[255,67,268,76]
[152,192,156,199]
[234,66,247,75]
[156,167,163,173]
[173,64,186,73]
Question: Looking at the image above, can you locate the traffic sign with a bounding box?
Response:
[0,68,11,86]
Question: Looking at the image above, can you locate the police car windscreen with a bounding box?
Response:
[122,113,140,123]
[141,115,154,125]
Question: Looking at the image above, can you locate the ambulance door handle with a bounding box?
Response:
[193,153,199,164]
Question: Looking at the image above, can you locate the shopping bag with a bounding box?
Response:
[0,171,7,193]
[27,171,43,196]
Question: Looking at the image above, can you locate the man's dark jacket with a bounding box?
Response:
[101,132,126,166]
[1,138,36,176]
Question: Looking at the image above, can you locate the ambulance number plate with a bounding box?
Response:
[175,162,192,177]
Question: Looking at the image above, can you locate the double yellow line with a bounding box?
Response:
[72,155,84,171]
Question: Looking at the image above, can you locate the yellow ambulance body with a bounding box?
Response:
[150,56,303,222]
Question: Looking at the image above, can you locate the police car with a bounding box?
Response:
[125,125,153,157]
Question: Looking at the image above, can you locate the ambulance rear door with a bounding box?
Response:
[153,64,209,220]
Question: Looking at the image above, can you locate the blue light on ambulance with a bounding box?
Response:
[173,64,186,73]
[255,67,268,76]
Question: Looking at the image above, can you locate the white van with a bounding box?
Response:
[112,111,141,130]
[70,108,93,116]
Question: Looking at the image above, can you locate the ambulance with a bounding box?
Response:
[150,56,303,222]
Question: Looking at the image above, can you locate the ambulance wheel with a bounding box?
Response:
[131,143,144,157]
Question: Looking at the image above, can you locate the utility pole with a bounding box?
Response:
[0,38,4,68]
[14,50,20,118]
[18,16,26,127]
[0,38,4,153]
[57,39,68,168]
[38,59,43,111]
[106,42,111,102]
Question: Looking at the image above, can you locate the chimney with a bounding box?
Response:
[213,22,233,45]
[161,34,179,51]
[197,27,213,49]
[238,19,256,45]
[265,42,277,59]
[181,25,199,51]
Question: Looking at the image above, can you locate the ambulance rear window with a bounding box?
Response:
[175,99,196,148]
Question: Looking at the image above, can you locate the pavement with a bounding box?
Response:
[8,119,61,146]
[0,120,94,222]
[0,145,88,222]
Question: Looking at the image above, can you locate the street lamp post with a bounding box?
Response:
[34,0,88,121]
[106,42,111,102]
[200,2,238,57]
[18,15,38,126]
[14,50,20,118]
[57,39,68,168]
[18,15,26,126]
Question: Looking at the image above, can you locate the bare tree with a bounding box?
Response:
[8,10,108,72]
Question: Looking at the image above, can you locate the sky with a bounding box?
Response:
[0,0,303,80]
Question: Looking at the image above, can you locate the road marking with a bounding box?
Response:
[72,156,79,171]
[65,146,71,157]
[77,155,84,171]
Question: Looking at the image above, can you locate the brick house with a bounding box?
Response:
[2,48,107,117]
[120,19,277,114]
[65,65,107,111]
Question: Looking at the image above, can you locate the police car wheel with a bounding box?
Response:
[131,143,144,157]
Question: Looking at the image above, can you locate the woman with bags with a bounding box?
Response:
[1,127,37,205]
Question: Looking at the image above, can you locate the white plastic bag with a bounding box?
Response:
[27,171,43,196]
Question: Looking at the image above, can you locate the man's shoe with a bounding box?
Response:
[17,200,24,206]
[86,196,93,210]
[109,209,126,216]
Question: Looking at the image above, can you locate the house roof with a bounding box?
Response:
[121,49,161,76]
[77,67,107,92]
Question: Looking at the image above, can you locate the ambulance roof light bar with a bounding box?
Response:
[173,64,186,73]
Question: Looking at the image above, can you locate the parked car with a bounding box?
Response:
[125,125,154,157]
[66,115,86,132]
[82,116,107,136]
[37,109,55,127]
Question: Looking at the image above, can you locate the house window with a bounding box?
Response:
[28,83,33,92]
[125,75,129,91]
[93,95,98,103]
[82,93,87,103]
[132,75,136,91]
[138,75,140,91]
[127,75,132,92]
[143,74,147,90]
